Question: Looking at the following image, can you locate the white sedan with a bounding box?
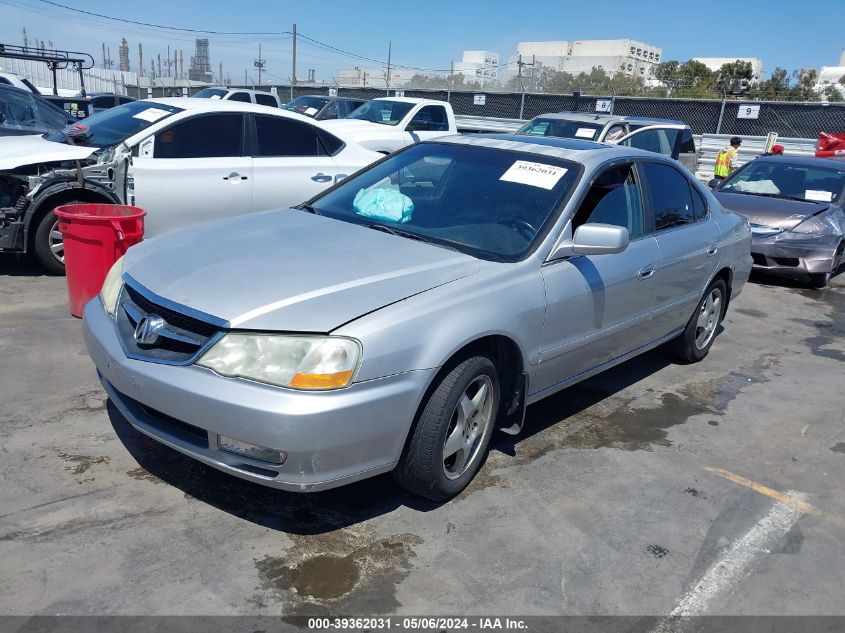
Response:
[0,98,382,271]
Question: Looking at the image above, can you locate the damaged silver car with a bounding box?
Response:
[712,156,845,287]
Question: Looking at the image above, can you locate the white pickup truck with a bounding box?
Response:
[321,97,457,154]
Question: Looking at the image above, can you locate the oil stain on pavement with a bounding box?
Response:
[57,452,110,475]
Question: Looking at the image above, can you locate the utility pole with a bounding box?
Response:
[22,27,29,52]
[179,50,184,80]
[291,23,297,88]
[138,43,144,77]
[385,41,392,95]
[447,60,453,101]
[219,62,223,84]
[157,54,161,79]
[254,42,266,86]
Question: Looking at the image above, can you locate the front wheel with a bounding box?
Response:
[33,207,71,274]
[394,356,500,501]
[671,278,727,363]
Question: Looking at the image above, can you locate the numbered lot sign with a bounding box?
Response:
[738,104,760,119]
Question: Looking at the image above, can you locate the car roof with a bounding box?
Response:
[372,97,437,104]
[751,155,845,170]
[431,133,666,164]
[142,97,315,122]
[532,111,686,126]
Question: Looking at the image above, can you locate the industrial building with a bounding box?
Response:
[453,51,500,86]
[505,39,663,79]
[693,57,764,82]
[336,67,416,88]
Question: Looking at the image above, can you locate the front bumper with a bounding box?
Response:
[750,233,842,277]
[83,298,434,492]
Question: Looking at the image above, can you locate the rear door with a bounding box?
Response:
[249,114,342,210]
[129,112,253,237]
[536,161,661,394]
[638,159,721,333]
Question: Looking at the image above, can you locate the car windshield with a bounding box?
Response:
[347,100,414,126]
[192,88,228,99]
[283,96,329,117]
[308,142,580,261]
[517,118,604,141]
[44,101,183,148]
[720,160,845,203]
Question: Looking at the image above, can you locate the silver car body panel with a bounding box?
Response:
[84,136,753,491]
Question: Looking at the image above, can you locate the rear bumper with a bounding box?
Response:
[83,297,434,492]
[750,234,842,277]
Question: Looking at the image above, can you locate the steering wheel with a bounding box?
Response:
[499,218,538,241]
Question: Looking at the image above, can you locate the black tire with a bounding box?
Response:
[808,273,831,289]
[394,356,500,501]
[671,278,727,363]
[32,207,70,275]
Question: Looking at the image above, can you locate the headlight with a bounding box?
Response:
[196,334,361,390]
[100,255,124,316]
[776,214,839,241]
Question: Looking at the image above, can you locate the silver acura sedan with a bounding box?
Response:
[84,134,752,500]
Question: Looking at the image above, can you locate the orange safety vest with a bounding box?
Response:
[714,146,738,177]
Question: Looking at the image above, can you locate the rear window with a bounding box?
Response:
[255,93,279,107]
[517,118,603,141]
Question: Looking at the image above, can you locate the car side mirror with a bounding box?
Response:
[708,178,720,189]
[549,223,629,259]
[407,120,430,132]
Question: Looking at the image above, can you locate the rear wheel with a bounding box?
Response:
[33,207,71,275]
[671,279,727,363]
[394,356,499,501]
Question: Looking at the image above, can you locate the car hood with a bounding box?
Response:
[123,210,487,332]
[0,134,98,169]
[714,190,829,230]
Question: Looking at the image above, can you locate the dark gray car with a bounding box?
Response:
[0,84,76,137]
[284,95,366,120]
[83,135,751,500]
[712,155,845,287]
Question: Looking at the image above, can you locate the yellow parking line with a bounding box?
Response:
[704,467,845,529]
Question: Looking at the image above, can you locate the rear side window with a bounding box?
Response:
[255,93,278,107]
[228,92,252,103]
[641,162,695,229]
[154,114,244,158]
[255,115,322,156]
[571,164,644,238]
[623,128,679,156]
[409,105,449,132]
[679,129,696,155]
[690,184,707,220]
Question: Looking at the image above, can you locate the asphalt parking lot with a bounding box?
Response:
[1,254,843,618]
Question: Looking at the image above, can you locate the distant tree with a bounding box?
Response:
[839,74,845,86]
[821,83,845,102]
[715,60,754,94]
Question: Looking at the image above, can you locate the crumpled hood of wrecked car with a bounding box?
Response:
[0,135,98,170]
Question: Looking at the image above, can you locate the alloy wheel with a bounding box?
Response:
[442,375,494,480]
[694,287,722,350]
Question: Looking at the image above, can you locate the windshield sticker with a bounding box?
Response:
[132,108,171,123]
[209,95,222,99]
[575,127,597,139]
[805,189,833,202]
[500,160,568,190]
[305,107,319,116]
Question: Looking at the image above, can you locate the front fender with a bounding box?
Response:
[24,177,120,234]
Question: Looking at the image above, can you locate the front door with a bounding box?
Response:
[250,114,342,211]
[130,112,253,238]
[535,162,660,397]
[404,104,452,144]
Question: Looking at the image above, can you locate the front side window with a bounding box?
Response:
[320,101,340,120]
[153,114,243,159]
[641,162,695,230]
[603,124,628,142]
[254,115,321,157]
[517,118,603,141]
[571,164,644,238]
[408,105,449,132]
[347,99,414,126]
[720,161,845,203]
[228,92,252,103]
[33,97,72,131]
[679,128,696,155]
[309,143,580,261]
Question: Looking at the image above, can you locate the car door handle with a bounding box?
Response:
[311,173,333,183]
[638,264,656,280]
[707,245,718,257]
[223,173,247,181]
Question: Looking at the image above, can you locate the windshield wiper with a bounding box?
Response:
[729,191,826,204]
[297,202,321,215]
[776,194,826,204]
[364,223,462,251]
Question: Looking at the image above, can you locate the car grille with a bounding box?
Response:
[116,281,225,365]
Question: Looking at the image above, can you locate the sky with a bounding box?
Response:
[0,0,842,84]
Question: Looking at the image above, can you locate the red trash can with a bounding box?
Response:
[55,204,146,318]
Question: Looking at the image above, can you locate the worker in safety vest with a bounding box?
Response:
[714,137,742,179]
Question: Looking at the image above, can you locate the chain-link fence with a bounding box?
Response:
[185,84,845,139]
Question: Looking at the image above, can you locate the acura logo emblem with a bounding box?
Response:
[133,315,165,345]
